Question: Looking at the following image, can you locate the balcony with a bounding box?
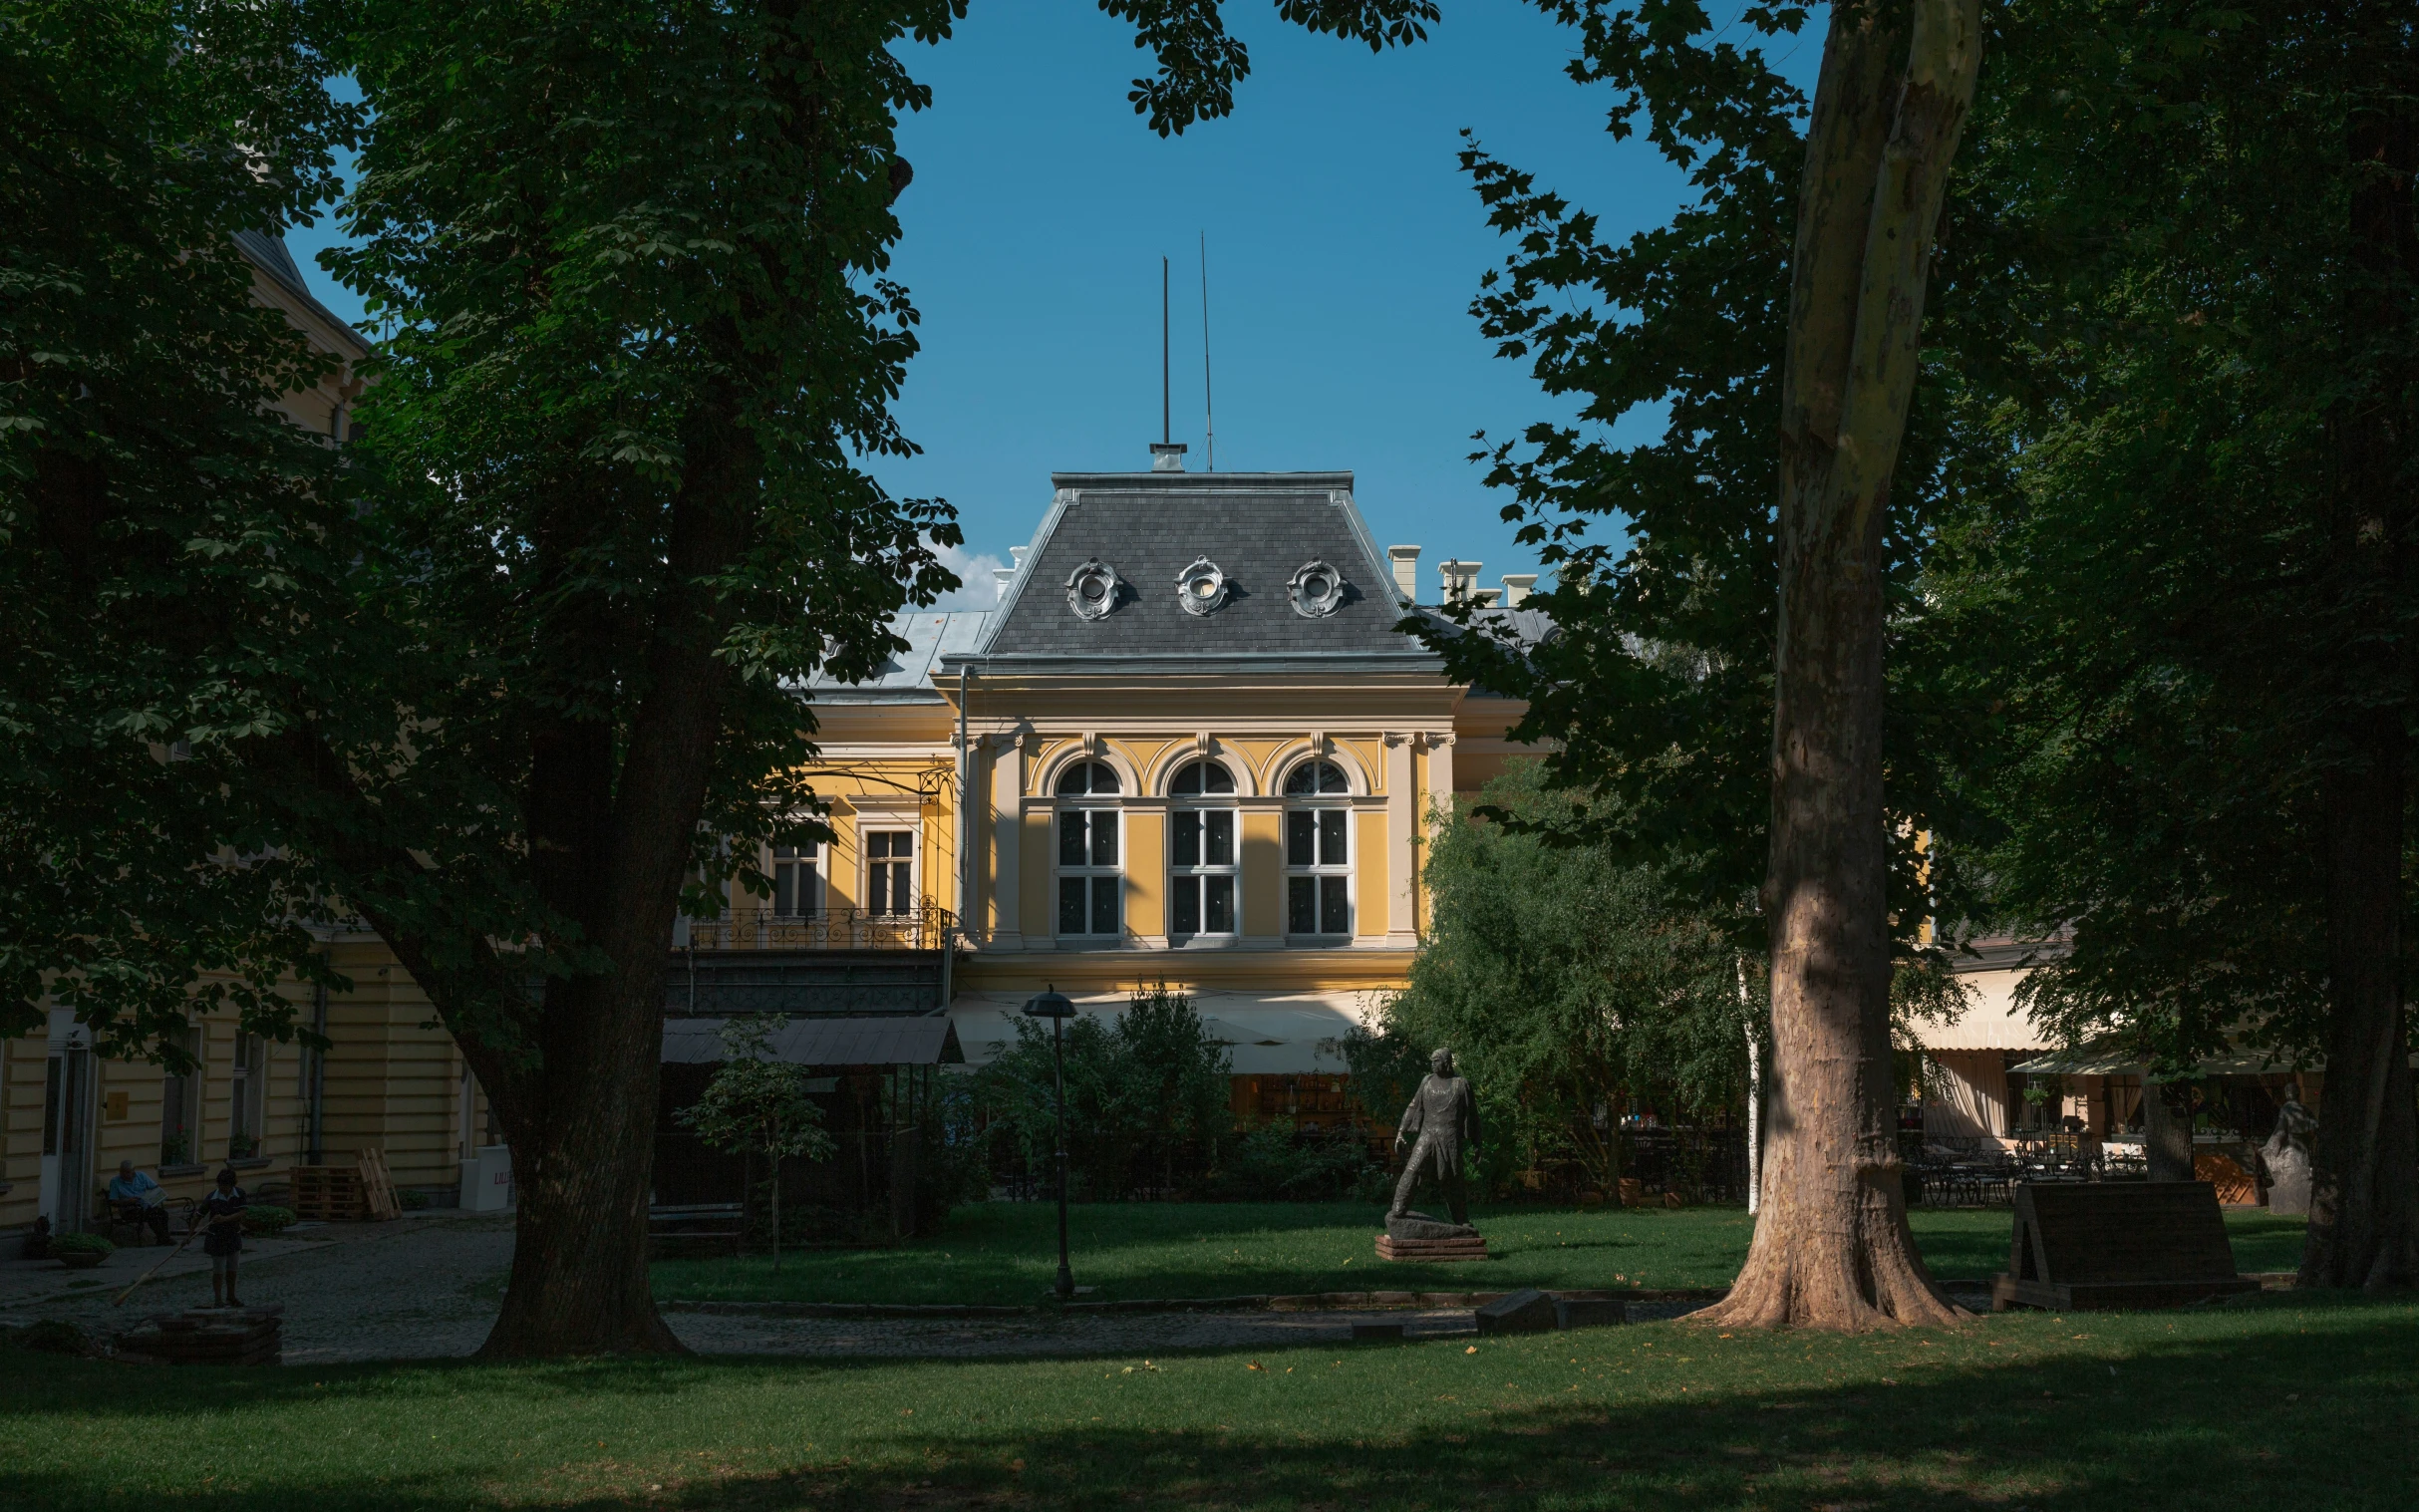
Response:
[679,905,955,953]
[668,907,956,1017]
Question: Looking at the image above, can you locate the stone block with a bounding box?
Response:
[1474,1288,1556,1336]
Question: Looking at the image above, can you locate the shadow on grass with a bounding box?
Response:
[7,1295,2413,1509]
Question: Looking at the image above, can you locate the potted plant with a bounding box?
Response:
[51,1232,115,1270]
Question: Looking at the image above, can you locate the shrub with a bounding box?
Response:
[1210,1122,1381,1202]
[398,1188,433,1211]
[242,1204,297,1235]
[50,1231,115,1257]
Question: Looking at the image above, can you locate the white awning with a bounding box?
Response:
[662,1015,960,1066]
[947,990,1385,1073]
[1918,968,2049,1052]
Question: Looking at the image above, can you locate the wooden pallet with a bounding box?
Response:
[288,1164,363,1222]
[356,1146,403,1222]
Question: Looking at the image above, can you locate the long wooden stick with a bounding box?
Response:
[110,1217,201,1308]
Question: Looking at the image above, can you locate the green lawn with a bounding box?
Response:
[651,1202,2314,1307]
[8,1291,2414,1509]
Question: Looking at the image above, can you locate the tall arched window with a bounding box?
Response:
[1056,759,1122,939]
[1283,758,1352,938]
[1168,758,1238,940]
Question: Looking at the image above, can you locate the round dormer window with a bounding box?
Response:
[1176,556,1229,615]
[1065,559,1121,620]
[1288,559,1347,619]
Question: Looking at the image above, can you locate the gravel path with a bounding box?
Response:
[8,1218,1752,1363]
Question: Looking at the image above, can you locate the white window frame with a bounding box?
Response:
[1283,758,1354,940]
[159,1024,200,1170]
[771,838,823,918]
[861,828,917,918]
[228,1033,267,1160]
[1054,759,1123,942]
[1167,758,1240,944]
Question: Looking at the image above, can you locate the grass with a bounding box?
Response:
[650,1202,2316,1307]
[6,1291,2414,1509]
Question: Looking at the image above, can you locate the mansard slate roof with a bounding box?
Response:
[959,469,1429,669]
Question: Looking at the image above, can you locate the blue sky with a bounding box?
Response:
[289,4,1817,607]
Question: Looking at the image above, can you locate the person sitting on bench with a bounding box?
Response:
[107,1160,172,1245]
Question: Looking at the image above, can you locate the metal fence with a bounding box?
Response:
[682,905,954,952]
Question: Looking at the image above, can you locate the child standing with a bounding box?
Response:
[194,1167,249,1309]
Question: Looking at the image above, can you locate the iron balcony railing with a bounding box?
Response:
[681,904,956,952]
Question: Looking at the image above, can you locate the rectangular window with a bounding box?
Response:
[1057,807,1122,938]
[865,830,912,916]
[1171,808,1237,940]
[1285,804,1351,936]
[772,841,821,917]
[159,1028,198,1167]
[228,1034,266,1159]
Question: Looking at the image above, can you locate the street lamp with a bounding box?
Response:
[1023,986,1076,1300]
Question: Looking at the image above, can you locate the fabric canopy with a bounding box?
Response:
[946,990,1384,1074]
[662,1015,961,1067]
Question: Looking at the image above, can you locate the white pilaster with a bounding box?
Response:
[1385,733,1418,946]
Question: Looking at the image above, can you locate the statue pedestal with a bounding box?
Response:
[1377,1212,1489,1262]
[1375,1234,1490,1262]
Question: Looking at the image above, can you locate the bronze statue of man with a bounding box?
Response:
[1389,1048,1481,1226]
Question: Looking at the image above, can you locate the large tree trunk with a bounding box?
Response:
[477,392,758,1357]
[1697,0,1980,1331]
[2301,51,2419,1291]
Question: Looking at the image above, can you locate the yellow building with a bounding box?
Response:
[1,233,489,1239]
[688,454,1543,1126]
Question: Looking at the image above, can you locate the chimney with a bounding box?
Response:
[1011,546,1028,570]
[1149,442,1188,473]
[993,565,1016,596]
[1387,545,1421,603]
[1500,573,1538,608]
[1438,558,1481,604]
[1472,588,1503,609]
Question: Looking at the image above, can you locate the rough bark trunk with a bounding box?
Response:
[1697,0,1980,1332]
[477,390,759,1358]
[2299,31,2419,1294]
[2142,1078,2196,1183]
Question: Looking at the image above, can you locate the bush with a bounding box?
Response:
[12,1320,89,1355]
[242,1205,297,1236]
[1210,1123,1382,1202]
[399,1188,433,1211]
[50,1231,114,1257]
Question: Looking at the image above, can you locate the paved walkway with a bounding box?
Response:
[6,1218,1743,1363]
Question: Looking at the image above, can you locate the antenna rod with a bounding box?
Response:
[1200,232,1214,472]
[1160,255,1170,446]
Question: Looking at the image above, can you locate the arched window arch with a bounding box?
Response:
[1283,759,1352,937]
[1167,759,1238,940]
[1283,758,1351,796]
[1056,759,1121,796]
[1168,758,1236,796]
[1056,759,1121,939]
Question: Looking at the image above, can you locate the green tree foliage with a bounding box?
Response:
[0,0,361,1061]
[1401,1,1988,951]
[1925,0,2418,1285]
[976,986,1232,1200]
[675,1018,836,1271]
[1348,763,1756,1195]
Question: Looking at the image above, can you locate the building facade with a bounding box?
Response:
[700,460,1542,1117]
[1,234,491,1238]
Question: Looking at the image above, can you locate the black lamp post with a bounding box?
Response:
[1023,986,1076,1300]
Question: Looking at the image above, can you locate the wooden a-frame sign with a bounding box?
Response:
[1992,1181,2261,1312]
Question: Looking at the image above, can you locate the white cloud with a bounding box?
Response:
[926,536,1009,610]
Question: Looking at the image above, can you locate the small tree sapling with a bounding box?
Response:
[675,1018,835,1271]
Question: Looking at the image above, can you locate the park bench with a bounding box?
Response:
[648,1202,746,1259]
[1992,1180,2260,1312]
